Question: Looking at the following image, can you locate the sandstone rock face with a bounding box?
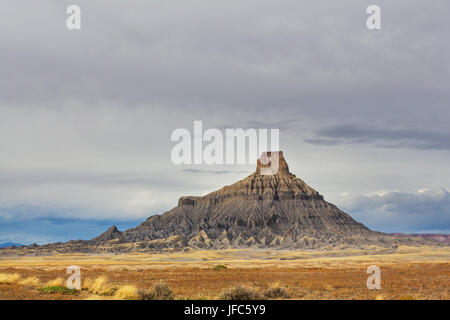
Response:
[4,151,441,255]
[118,151,393,249]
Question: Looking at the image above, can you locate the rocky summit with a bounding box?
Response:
[2,151,438,255]
[89,151,431,251]
[121,151,377,249]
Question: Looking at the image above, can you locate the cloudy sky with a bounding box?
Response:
[0,1,449,244]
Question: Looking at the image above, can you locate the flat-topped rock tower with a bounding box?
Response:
[115,151,390,249]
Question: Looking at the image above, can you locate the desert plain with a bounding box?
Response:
[0,245,448,300]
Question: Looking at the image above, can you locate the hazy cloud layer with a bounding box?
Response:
[305,124,450,150]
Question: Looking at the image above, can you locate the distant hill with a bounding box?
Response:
[391,233,450,243]
[0,242,23,248]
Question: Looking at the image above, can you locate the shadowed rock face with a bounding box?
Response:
[120,151,383,249]
[91,226,124,244]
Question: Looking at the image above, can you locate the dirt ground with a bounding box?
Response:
[0,246,448,300]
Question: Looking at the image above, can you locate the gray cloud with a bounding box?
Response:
[1,0,449,123]
[305,124,450,150]
[338,188,450,233]
[0,0,449,239]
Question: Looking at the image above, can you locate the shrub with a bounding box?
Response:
[39,286,79,295]
[213,265,227,271]
[263,284,289,299]
[140,282,175,300]
[219,285,261,300]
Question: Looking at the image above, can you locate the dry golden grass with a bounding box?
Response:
[0,273,20,284]
[84,276,112,295]
[114,285,140,300]
[19,276,40,287]
[45,277,64,287]
[82,278,139,299]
